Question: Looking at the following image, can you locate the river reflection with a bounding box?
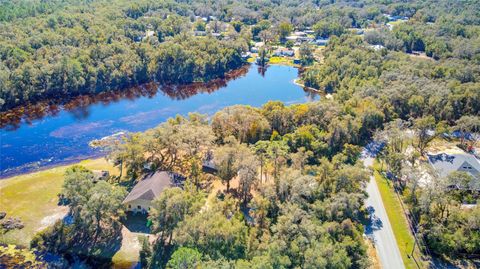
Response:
[0,65,250,130]
[0,64,319,177]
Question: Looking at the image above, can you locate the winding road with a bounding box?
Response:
[362,143,405,269]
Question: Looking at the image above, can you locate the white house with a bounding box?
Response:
[369,44,386,51]
[273,48,295,57]
[142,30,155,41]
[123,171,185,214]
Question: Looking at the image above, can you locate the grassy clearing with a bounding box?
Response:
[373,170,427,269]
[268,56,299,67]
[0,158,117,246]
[388,20,407,26]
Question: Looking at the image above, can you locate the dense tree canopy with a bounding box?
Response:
[15,0,480,267]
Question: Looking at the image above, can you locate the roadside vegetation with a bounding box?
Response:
[23,99,384,268]
[373,170,424,269]
[373,118,480,266]
[1,0,479,268]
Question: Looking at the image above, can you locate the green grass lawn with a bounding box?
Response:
[388,20,407,26]
[0,158,117,246]
[374,170,427,269]
[268,56,299,67]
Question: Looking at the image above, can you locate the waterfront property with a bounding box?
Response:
[0,64,318,178]
[123,171,185,214]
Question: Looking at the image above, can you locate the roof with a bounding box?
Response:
[427,152,480,178]
[369,44,385,51]
[123,171,184,204]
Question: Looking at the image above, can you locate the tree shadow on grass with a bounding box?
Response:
[34,220,124,268]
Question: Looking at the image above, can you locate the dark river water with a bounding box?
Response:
[0,64,319,177]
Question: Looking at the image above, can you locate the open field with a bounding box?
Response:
[373,170,427,269]
[268,56,299,67]
[0,158,143,266]
[0,158,117,246]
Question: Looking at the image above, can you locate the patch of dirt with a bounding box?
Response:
[37,206,68,231]
[111,226,152,268]
[364,236,381,269]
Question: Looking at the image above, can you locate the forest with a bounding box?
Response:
[0,0,249,111]
[2,0,479,112]
[32,101,377,268]
[1,0,480,268]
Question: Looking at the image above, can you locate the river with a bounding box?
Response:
[0,64,319,178]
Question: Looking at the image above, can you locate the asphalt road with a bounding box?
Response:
[363,156,406,269]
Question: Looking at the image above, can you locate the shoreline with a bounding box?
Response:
[293,79,333,99]
[0,64,252,130]
[0,154,106,180]
[1,63,309,180]
[0,64,251,115]
[293,78,321,92]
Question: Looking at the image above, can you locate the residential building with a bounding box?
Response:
[315,39,329,46]
[123,171,185,214]
[427,152,480,179]
[273,48,295,57]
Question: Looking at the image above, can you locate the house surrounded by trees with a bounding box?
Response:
[123,171,185,214]
[427,152,480,179]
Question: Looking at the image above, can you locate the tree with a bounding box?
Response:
[237,149,259,205]
[81,180,126,243]
[258,30,275,44]
[149,188,204,246]
[148,188,204,268]
[139,236,152,268]
[277,22,293,42]
[194,20,206,31]
[264,140,289,193]
[455,115,480,149]
[231,21,243,33]
[62,166,95,218]
[313,21,344,38]
[290,147,312,171]
[285,40,294,48]
[176,115,215,188]
[173,203,248,260]
[413,116,436,155]
[32,167,126,264]
[212,106,270,143]
[299,44,314,66]
[213,139,253,193]
[252,20,271,39]
[261,101,293,135]
[106,133,145,179]
[257,46,269,68]
[167,247,202,269]
[446,171,474,194]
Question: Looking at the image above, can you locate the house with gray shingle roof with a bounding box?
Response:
[123,171,185,214]
[427,152,480,180]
